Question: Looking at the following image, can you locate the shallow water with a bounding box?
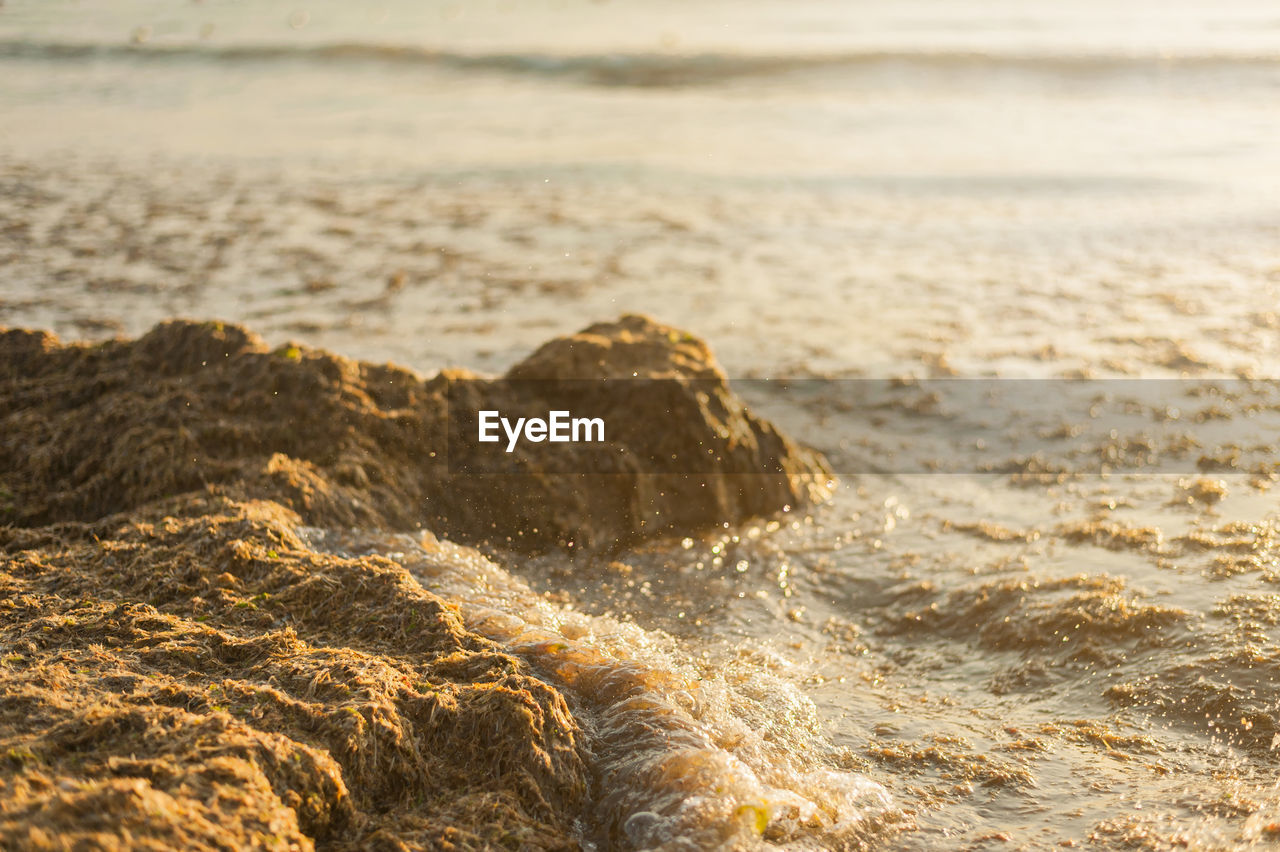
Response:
[304,459,1280,848]
[4,0,1280,848]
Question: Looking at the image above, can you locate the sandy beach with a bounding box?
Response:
[5,0,1280,849]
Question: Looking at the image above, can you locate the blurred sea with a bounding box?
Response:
[3,0,1280,193]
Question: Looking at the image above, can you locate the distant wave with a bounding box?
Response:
[2,38,1278,86]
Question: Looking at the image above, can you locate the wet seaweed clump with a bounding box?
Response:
[1103,593,1280,752]
[0,316,833,849]
[0,314,830,552]
[884,572,1192,675]
[0,498,588,850]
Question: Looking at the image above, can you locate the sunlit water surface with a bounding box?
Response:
[4,0,1280,847]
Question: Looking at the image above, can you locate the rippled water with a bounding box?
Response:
[4,0,1280,847]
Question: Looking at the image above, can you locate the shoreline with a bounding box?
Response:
[0,316,869,850]
[5,5,1280,841]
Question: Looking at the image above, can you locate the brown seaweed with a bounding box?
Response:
[0,317,832,850]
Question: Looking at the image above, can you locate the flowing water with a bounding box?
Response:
[4,0,1280,848]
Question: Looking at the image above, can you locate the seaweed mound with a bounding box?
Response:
[447,314,833,549]
[0,317,832,849]
[0,315,831,551]
[0,497,587,850]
